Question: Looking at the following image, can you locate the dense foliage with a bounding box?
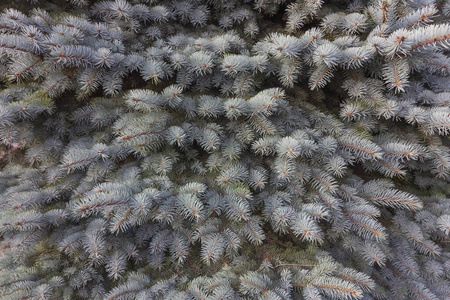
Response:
[0,0,449,299]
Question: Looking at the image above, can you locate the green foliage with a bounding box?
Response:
[0,0,449,299]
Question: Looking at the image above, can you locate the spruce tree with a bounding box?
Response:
[0,0,449,299]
